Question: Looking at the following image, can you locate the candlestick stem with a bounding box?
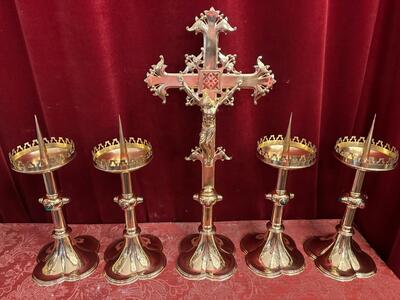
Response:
[276,169,288,191]
[351,170,365,194]
[41,172,67,232]
[202,206,213,230]
[271,203,283,229]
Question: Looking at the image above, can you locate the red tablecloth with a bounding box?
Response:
[0,220,399,299]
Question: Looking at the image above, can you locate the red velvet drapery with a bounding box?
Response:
[0,0,399,276]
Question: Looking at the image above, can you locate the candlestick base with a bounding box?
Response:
[33,229,99,286]
[241,222,304,278]
[304,226,376,281]
[104,229,166,285]
[177,227,236,281]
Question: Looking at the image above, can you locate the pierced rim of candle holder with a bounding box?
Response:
[334,136,398,171]
[92,137,152,173]
[9,137,75,174]
[257,135,317,169]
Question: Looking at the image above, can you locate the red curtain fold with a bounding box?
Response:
[0,0,399,276]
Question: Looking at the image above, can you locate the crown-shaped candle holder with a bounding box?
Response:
[241,114,317,278]
[304,116,398,281]
[92,117,166,285]
[9,116,99,286]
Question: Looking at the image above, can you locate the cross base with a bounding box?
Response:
[177,227,236,281]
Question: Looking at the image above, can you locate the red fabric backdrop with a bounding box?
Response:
[0,0,399,276]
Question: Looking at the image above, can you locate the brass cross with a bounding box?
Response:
[145,7,276,280]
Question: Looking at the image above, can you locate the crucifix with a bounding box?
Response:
[145,7,276,280]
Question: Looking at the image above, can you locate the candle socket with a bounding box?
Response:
[9,117,99,286]
[241,115,317,278]
[92,118,166,285]
[304,116,398,281]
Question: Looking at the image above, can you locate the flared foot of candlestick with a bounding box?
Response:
[177,228,236,281]
[104,231,166,285]
[33,232,100,286]
[240,224,304,278]
[304,229,376,281]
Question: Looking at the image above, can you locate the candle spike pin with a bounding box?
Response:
[361,114,376,166]
[282,112,292,164]
[34,115,49,167]
[118,115,129,168]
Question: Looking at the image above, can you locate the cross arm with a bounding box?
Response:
[145,56,198,103]
[220,57,276,104]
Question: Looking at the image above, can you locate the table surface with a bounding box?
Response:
[0,220,399,300]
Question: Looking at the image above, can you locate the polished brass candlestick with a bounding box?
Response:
[145,7,276,281]
[304,115,398,281]
[92,117,166,285]
[8,116,99,286]
[241,114,317,278]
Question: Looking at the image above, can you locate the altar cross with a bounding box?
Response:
[144,7,276,280]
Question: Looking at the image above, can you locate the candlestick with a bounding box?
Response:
[241,114,317,278]
[304,115,398,281]
[8,116,99,286]
[92,117,166,285]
